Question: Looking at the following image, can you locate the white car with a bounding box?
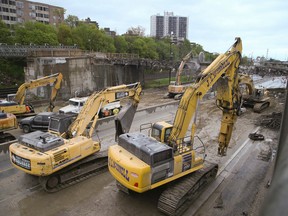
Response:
[59,97,121,117]
[59,97,88,114]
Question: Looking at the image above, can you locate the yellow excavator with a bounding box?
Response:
[108,38,242,215]
[0,112,18,148]
[239,73,270,113]
[166,50,194,100]
[0,72,63,116]
[0,73,63,146]
[9,82,142,192]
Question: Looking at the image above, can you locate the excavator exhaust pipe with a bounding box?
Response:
[114,102,137,141]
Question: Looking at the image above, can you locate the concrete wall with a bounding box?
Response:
[25,56,143,100]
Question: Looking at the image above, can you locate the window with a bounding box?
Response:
[29,4,35,10]
[29,12,36,18]
[16,1,23,8]
[10,16,16,21]
[1,0,8,4]
[164,128,172,142]
[36,13,44,18]
[151,128,161,141]
[2,15,9,20]
[9,0,15,5]
[1,7,9,12]
[10,8,16,13]
[16,10,23,16]
[34,116,42,122]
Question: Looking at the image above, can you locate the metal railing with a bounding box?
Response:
[0,44,80,57]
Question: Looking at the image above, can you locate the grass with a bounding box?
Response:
[144,76,195,88]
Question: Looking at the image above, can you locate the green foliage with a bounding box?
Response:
[0,59,25,87]
[14,22,58,45]
[0,20,12,44]
[65,15,79,28]
[144,75,193,88]
[178,39,192,58]
[191,42,204,54]
[204,51,218,62]
[114,36,128,53]
[1,19,216,61]
[71,23,115,52]
[155,40,170,60]
[240,55,254,66]
[57,23,73,45]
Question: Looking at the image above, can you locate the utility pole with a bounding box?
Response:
[169,32,176,84]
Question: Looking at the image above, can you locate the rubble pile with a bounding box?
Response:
[257,112,282,130]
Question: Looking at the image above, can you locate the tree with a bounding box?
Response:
[71,23,115,52]
[114,36,128,53]
[52,8,66,24]
[126,26,145,37]
[143,37,158,59]
[65,15,79,28]
[57,23,73,45]
[190,42,204,55]
[14,22,58,45]
[0,20,12,44]
[155,40,171,60]
[178,39,192,58]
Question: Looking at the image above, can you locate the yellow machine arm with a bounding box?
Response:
[175,50,194,85]
[238,73,255,95]
[14,73,63,111]
[169,37,242,155]
[66,82,142,138]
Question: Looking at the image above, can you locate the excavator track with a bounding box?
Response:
[158,162,218,216]
[39,152,108,193]
[253,101,270,113]
[0,133,16,154]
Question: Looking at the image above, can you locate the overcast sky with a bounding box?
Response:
[35,0,288,60]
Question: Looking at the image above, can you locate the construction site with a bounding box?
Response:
[0,38,288,216]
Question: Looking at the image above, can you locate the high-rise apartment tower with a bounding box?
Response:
[150,12,188,41]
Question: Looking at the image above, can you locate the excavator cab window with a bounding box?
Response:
[151,128,161,142]
[164,127,172,143]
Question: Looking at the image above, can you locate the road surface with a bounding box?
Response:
[0,91,282,216]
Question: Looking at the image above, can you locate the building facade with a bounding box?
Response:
[0,0,64,27]
[150,12,188,41]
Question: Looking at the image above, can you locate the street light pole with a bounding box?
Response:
[169,32,174,84]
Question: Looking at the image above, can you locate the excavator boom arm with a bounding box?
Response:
[169,38,242,155]
[14,73,63,108]
[66,82,142,138]
[175,50,193,85]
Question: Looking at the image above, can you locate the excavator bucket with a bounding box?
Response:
[114,102,137,141]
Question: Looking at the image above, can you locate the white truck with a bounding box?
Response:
[59,97,122,117]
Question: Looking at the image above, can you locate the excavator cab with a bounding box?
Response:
[48,113,77,136]
[151,121,173,143]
